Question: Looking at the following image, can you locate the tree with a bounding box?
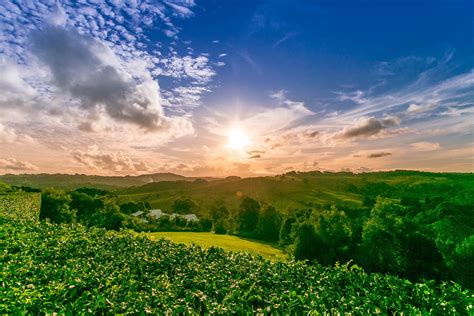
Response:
[214,220,228,234]
[198,218,213,232]
[256,204,282,242]
[237,197,260,233]
[362,196,375,208]
[172,198,197,214]
[70,191,103,222]
[279,216,296,245]
[119,201,148,215]
[451,235,474,288]
[91,201,125,231]
[294,223,323,261]
[211,205,229,222]
[315,206,352,264]
[40,188,76,223]
[318,206,352,245]
[360,199,406,273]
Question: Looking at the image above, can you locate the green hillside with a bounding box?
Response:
[117,171,474,212]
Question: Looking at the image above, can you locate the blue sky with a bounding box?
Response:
[0,0,472,176]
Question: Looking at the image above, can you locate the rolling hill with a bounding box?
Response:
[116,170,474,213]
[0,172,217,190]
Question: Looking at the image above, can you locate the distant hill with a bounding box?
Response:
[117,170,474,212]
[0,173,218,190]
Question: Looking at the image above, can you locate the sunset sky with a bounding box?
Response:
[0,0,473,176]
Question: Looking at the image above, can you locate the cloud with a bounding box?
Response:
[248,150,265,155]
[336,117,400,139]
[0,0,196,60]
[249,154,261,159]
[273,32,298,49]
[0,123,35,144]
[336,90,367,104]
[407,103,422,113]
[160,55,216,83]
[410,142,440,151]
[30,25,179,131]
[368,152,392,158]
[332,58,474,122]
[305,130,319,138]
[270,89,287,101]
[0,158,39,171]
[165,0,196,18]
[70,145,151,174]
[0,59,37,107]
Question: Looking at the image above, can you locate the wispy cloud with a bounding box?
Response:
[410,142,441,151]
[273,32,298,49]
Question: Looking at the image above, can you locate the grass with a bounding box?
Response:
[147,232,287,260]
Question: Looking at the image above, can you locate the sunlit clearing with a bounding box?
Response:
[225,126,250,151]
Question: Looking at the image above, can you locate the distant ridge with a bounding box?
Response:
[0,172,219,190]
[1,169,470,191]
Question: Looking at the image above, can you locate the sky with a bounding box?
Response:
[0,0,473,177]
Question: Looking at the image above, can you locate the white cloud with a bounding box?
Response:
[29,25,186,132]
[70,145,151,174]
[0,123,35,144]
[0,59,37,107]
[0,158,39,171]
[160,55,216,83]
[335,70,474,121]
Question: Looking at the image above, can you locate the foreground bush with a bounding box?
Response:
[0,193,40,221]
[1,217,472,314]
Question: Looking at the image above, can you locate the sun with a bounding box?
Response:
[225,126,250,151]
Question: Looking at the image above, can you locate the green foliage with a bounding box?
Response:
[210,205,229,222]
[294,223,322,261]
[214,220,228,234]
[256,204,282,242]
[2,217,472,314]
[0,181,12,193]
[119,201,148,215]
[0,193,41,221]
[314,206,353,264]
[40,188,76,223]
[279,216,296,245]
[172,198,198,214]
[360,198,445,281]
[451,235,474,289]
[90,201,126,231]
[238,197,260,233]
[70,191,103,221]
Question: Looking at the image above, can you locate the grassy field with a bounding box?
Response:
[147,232,287,260]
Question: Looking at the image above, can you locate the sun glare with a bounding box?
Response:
[225,126,250,151]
